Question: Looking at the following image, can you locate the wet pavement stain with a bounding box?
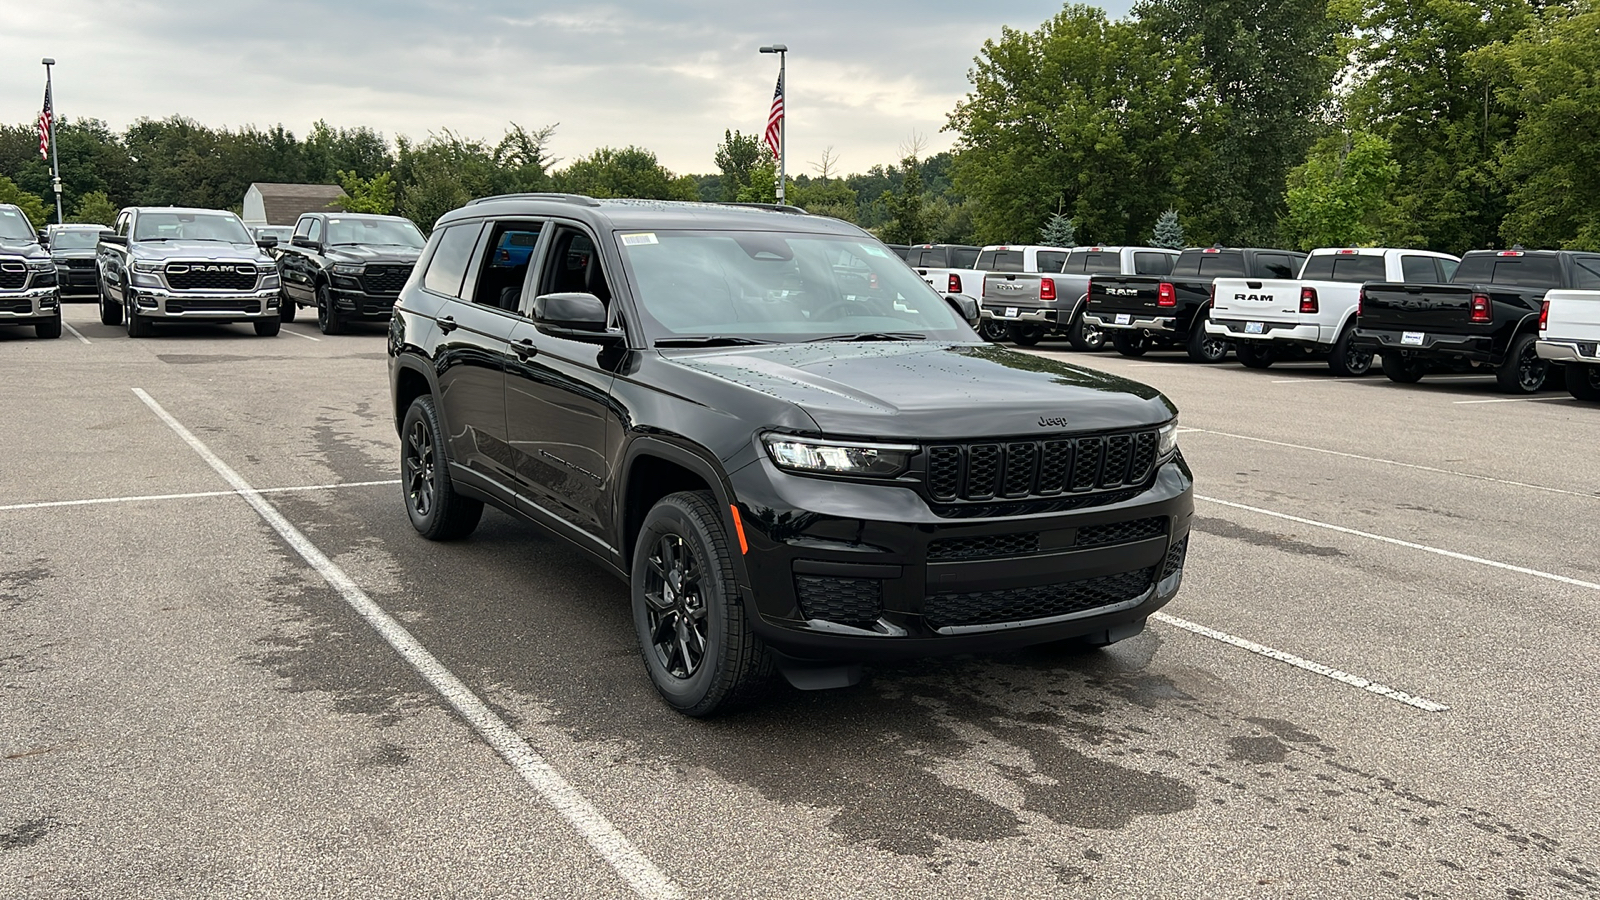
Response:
[1194,516,1345,558]
[0,816,59,850]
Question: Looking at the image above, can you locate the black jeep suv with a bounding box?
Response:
[387,194,1194,715]
[276,212,426,334]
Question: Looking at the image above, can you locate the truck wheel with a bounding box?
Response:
[98,283,122,327]
[1009,324,1044,346]
[35,316,62,339]
[978,319,1009,342]
[254,316,281,337]
[1236,342,1275,369]
[632,490,774,716]
[125,291,153,338]
[1494,333,1547,394]
[316,283,345,335]
[1111,331,1149,357]
[1380,352,1425,384]
[1327,326,1373,377]
[401,395,483,541]
[1066,308,1105,352]
[280,290,297,323]
[1568,363,1600,401]
[1185,318,1229,363]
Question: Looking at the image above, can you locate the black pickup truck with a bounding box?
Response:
[275,212,426,334]
[1083,247,1305,362]
[1355,249,1600,393]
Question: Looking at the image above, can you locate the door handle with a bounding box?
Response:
[436,315,458,333]
[512,337,538,360]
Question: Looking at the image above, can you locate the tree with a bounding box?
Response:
[878,155,925,244]
[493,123,557,192]
[1281,132,1400,250]
[714,130,764,201]
[792,176,858,222]
[1040,212,1077,248]
[0,176,49,227]
[333,170,395,214]
[1150,208,1185,249]
[553,146,698,200]
[69,190,118,225]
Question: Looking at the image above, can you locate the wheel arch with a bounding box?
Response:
[618,438,744,582]
[391,357,436,434]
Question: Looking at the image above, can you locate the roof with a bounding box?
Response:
[248,183,347,225]
[439,195,866,237]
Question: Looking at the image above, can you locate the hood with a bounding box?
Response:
[132,240,274,266]
[0,238,47,260]
[325,244,422,265]
[50,247,97,260]
[667,342,1176,439]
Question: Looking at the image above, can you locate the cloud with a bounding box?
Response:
[3,0,1136,176]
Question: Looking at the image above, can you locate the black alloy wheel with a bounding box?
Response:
[1495,333,1546,394]
[316,282,345,335]
[1185,317,1229,363]
[1067,308,1105,352]
[1380,352,1426,384]
[1111,330,1149,357]
[400,395,483,540]
[1567,363,1600,401]
[632,490,773,716]
[1328,325,1373,377]
[1235,341,1276,369]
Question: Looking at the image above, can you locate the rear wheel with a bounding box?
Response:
[1066,306,1105,352]
[1236,342,1276,369]
[1184,317,1229,363]
[632,491,773,716]
[35,316,61,339]
[1380,352,1425,384]
[1327,325,1373,377]
[1008,323,1044,346]
[401,395,483,541]
[1111,330,1149,357]
[1494,332,1546,394]
[1567,363,1600,401]
[254,316,281,337]
[978,318,1009,342]
[316,282,345,335]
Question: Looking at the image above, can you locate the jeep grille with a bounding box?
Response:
[925,430,1160,504]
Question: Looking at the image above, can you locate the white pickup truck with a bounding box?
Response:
[1537,290,1600,400]
[1206,247,1460,375]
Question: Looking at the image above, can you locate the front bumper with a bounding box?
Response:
[55,266,98,295]
[1353,328,1495,363]
[130,286,280,320]
[727,454,1194,661]
[1084,312,1177,333]
[0,287,61,323]
[328,285,402,320]
[1207,319,1328,345]
[1537,339,1599,363]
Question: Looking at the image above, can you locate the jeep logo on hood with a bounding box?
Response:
[1038,415,1070,428]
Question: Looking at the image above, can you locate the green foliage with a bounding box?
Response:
[1282,133,1400,250]
[1476,1,1600,250]
[0,176,49,227]
[333,171,394,214]
[878,156,925,245]
[714,130,765,201]
[553,146,698,201]
[1040,213,1077,248]
[1151,209,1185,249]
[69,190,118,225]
[791,176,858,222]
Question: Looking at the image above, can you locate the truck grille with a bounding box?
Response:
[165,299,262,314]
[0,264,26,290]
[795,576,882,627]
[1,299,31,313]
[923,567,1154,630]
[165,264,258,291]
[64,258,96,269]
[926,430,1159,503]
[360,264,413,294]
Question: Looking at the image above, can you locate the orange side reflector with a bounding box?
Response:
[729,504,749,555]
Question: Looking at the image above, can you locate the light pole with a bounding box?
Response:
[759,44,787,206]
[41,58,63,225]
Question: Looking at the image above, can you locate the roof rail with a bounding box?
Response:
[466,192,602,207]
[703,201,810,215]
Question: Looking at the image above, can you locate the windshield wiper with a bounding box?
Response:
[654,336,778,348]
[807,332,928,342]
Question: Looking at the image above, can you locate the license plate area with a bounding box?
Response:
[1245,321,1264,335]
[1114,314,1131,325]
[1402,331,1425,346]
[1004,307,1019,319]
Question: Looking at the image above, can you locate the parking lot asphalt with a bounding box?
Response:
[3,305,1598,899]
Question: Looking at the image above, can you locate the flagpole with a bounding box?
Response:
[42,58,63,225]
[760,44,788,206]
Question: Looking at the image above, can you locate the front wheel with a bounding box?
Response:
[1110,330,1149,357]
[125,293,153,338]
[316,283,345,335]
[1494,333,1546,394]
[1567,363,1600,401]
[1380,352,1425,384]
[1066,307,1105,352]
[400,395,483,541]
[632,491,774,716]
[1235,342,1276,369]
[1327,325,1374,377]
[254,316,281,337]
[99,283,123,326]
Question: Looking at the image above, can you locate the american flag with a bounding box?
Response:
[764,71,784,159]
[38,82,52,161]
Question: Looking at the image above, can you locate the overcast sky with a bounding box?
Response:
[2,0,1135,177]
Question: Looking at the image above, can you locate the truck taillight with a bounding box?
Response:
[948,273,962,294]
[1040,277,1056,301]
[1540,299,1550,331]
[1300,286,1319,314]
[1357,289,1365,317]
[1470,293,1492,324]
[1158,282,1177,307]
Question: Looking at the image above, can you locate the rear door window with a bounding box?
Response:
[421,223,483,298]
[469,221,544,310]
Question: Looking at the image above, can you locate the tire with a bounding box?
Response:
[254,316,281,337]
[1111,330,1149,357]
[280,290,297,323]
[1327,324,1374,377]
[1380,352,1425,384]
[315,282,345,335]
[1008,324,1044,346]
[1066,305,1106,352]
[125,290,152,338]
[400,395,483,541]
[99,283,122,326]
[978,318,1009,342]
[1184,316,1229,363]
[1567,363,1600,401]
[632,490,774,716]
[35,316,62,339]
[1494,332,1546,394]
[1235,342,1276,369]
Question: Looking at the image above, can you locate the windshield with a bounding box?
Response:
[0,206,35,241]
[252,226,294,242]
[50,230,101,250]
[133,211,252,243]
[618,230,975,344]
[326,217,425,248]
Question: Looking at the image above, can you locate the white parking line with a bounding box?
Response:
[132,388,682,900]
[285,328,322,342]
[1453,396,1572,405]
[1151,612,1449,712]
[1181,429,1596,501]
[0,479,399,512]
[61,321,92,345]
[1197,494,1600,593]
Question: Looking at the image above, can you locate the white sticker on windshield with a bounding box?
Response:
[621,232,659,246]
[862,245,891,258]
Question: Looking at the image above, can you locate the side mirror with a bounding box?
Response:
[256,236,279,250]
[533,292,625,344]
[37,230,49,248]
[945,293,981,328]
[291,236,321,251]
[99,231,127,246]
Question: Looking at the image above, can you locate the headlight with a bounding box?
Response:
[1157,419,1179,460]
[762,434,918,478]
[132,260,164,274]
[25,258,55,271]
[332,264,364,275]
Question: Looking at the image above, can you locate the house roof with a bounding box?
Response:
[249,183,348,225]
